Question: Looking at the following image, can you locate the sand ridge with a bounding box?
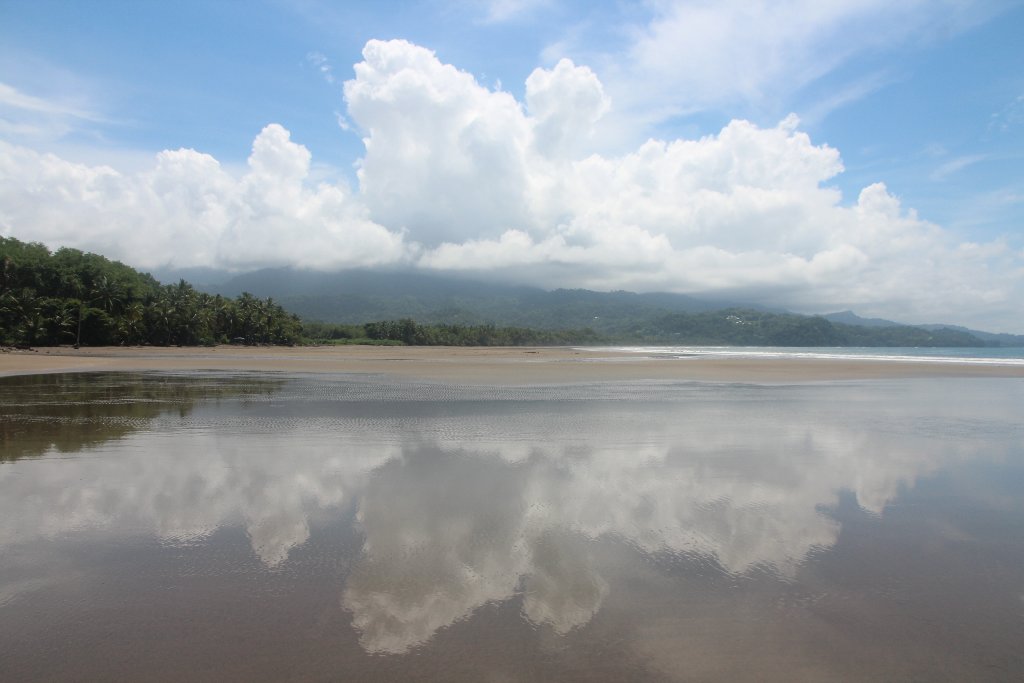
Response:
[2,345,1023,383]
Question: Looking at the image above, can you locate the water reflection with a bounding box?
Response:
[1,374,1022,664]
[0,372,283,462]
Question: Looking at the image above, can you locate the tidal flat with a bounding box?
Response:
[1,368,1023,681]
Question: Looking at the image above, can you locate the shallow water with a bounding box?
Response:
[1,371,1023,681]
[600,344,1024,364]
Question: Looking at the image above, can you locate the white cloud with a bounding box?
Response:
[343,39,534,245]
[0,124,409,271]
[2,39,1021,329]
[526,58,610,159]
[344,41,1021,327]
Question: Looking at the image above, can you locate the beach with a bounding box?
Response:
[3,344,1023,383]
[3,349,1024,681]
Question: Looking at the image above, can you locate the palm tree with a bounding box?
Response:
[49,301,78,344]
[237,292,258,344]
[91,275,123,315]
[118,302,145,344]
[61,275,87,348]
[149,295,177,346]
[0,288,44,346]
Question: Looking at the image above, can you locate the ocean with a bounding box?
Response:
[599,344,1024,364]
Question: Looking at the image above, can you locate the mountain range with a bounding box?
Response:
[156,266,1023,346]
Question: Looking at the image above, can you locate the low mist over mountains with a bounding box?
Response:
[819,311,1024,347]
[163,267,774,328]
[164,267,1023,346]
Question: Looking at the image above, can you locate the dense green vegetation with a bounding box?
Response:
[303,310,984,347]
[304,319,603,346]
[1,237,301,347]
[623,309,985,346]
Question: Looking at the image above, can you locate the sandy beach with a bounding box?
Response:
[2,345,1022,383]
[4,347,1024,682]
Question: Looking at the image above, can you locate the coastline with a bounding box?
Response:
[3,345,1023,384]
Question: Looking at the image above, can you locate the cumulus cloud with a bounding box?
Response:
[2,38,1022,328]
[526,58,610,158]
[344,39,534,245]
[0,124,408,271]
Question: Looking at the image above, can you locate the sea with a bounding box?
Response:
[596,344,1024,364]
[1,364,1022,681]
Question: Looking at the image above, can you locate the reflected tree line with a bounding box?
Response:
[0,372,284,462]
[1,237,302,347]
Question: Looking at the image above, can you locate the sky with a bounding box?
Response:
[1,0,1022,332]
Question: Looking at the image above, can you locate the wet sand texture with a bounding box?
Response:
[2,345,1023,383]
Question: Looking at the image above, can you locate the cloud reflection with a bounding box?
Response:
[1,378,1020,653]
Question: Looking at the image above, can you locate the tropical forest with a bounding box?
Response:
[3,236,1014,348]
[1,236,302,347]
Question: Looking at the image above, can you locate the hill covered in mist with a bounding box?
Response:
[180,267,1022,347]
[183,267,771,330]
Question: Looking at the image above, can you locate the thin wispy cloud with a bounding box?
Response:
[989,94,1024,133]
[478,0,548,24]
[0,82,98,119]
[578,0,1004,124]
[930,154,988,182]
[0,81,110,142]
[797,70,895,126]
[306,51,337,84]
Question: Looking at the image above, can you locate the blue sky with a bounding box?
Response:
[1,0,1022,330]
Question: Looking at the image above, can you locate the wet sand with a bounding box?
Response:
[2,344,1023,383]
[3,371,1024,681]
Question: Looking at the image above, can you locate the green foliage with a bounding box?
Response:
[306,318,602,346]
[0,236,302,347]
[618,308,985,347]
[830,321,982,347]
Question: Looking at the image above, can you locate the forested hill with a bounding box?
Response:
[303,309,986,347]
[202,267,1014,347]
[196,266,777,327]
[1,237,301,347]
[4,239,1012,349]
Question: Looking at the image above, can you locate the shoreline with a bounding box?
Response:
[3,345,1024,384]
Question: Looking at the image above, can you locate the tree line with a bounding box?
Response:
[3,236,988,349]
[304,310,990,348]
[630,309,984,347]
[1,237,301,347]
[303,318,603,346]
